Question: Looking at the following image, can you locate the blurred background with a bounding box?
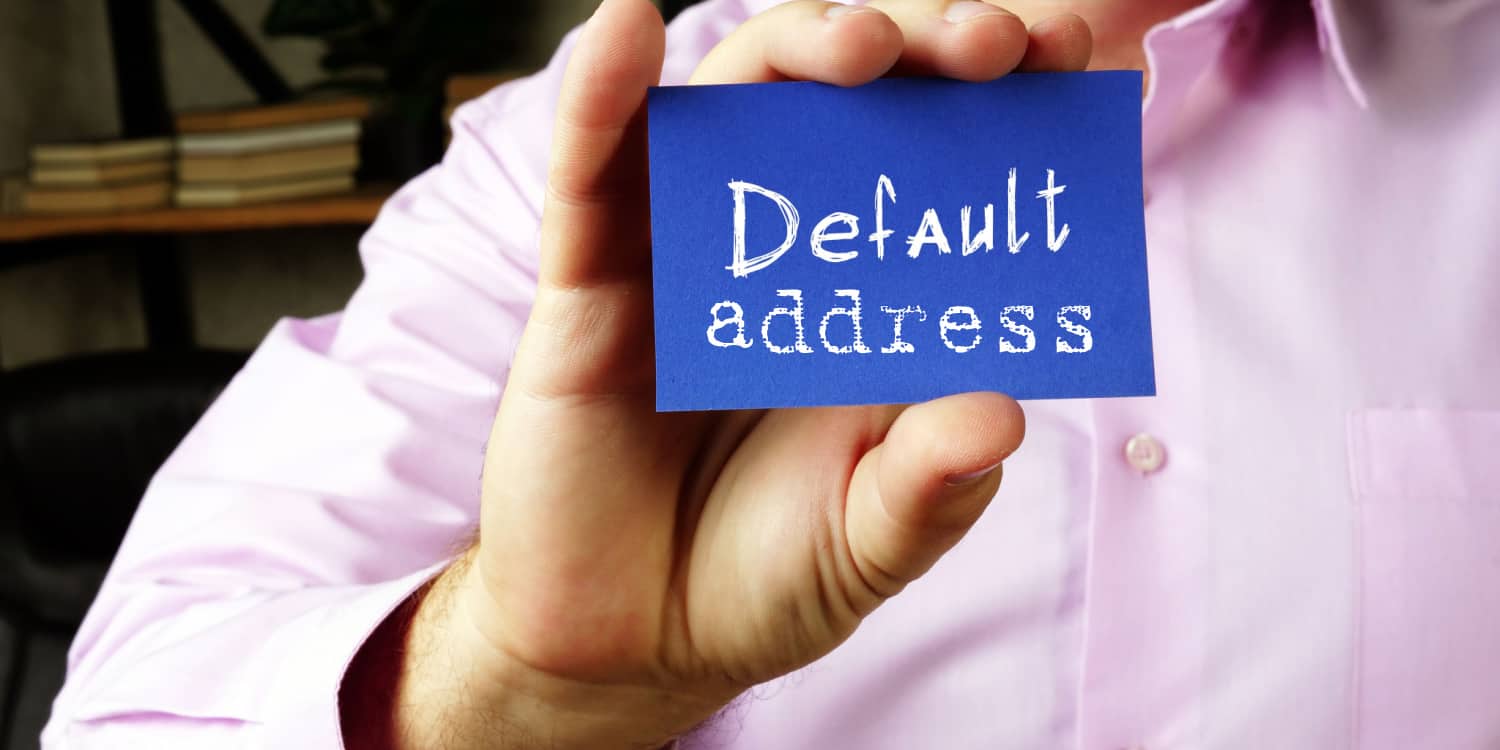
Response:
[0,1,689,747]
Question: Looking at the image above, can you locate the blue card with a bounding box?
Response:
[647,71,1154,412]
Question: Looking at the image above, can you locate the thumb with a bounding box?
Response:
[537,0,665,291]
[842,392,1026,601]
[510,0,665,397]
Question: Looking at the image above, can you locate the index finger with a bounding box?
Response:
[689,1,904,86]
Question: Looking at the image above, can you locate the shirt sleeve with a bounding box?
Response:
[39,4,744,748]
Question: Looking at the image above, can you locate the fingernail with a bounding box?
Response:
[943,460,1003,486]
[826,3,879,19]
[944,1,1006,23]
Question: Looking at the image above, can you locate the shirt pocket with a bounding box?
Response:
[1348,409,1500,749]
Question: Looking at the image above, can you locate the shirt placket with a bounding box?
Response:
[1073,10,1237,750]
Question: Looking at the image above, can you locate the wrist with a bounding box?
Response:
[448,552,724,748]
[345,547,726,750]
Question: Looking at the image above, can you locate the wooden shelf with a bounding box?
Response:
[0,184,395,243]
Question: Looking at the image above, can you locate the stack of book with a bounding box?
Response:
[173,98,369,208]
[20,138,173,214]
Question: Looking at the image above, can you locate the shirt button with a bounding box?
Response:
[1124,433,1166,474]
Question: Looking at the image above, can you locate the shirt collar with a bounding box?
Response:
[1306,0,1367,106]
[736,0,1369,108]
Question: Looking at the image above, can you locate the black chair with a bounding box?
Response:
[0,349,246,750]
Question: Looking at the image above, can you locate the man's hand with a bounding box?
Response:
[343,2,1090,747]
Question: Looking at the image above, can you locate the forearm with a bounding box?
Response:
[340,548,713,750]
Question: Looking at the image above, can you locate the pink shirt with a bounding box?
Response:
[43,0,1500,747]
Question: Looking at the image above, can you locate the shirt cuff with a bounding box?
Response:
[262,561,448,749]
